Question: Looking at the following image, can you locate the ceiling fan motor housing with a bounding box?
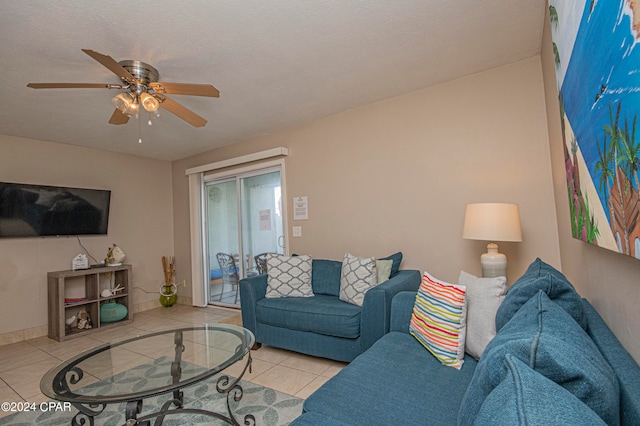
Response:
[118,60,159,90]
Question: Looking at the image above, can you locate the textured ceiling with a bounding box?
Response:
[0,0,546,161]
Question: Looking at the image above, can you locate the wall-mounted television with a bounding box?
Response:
[0,182,111,238]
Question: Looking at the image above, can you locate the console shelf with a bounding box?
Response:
[47,264,133,341]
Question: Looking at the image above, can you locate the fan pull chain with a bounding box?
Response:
[138,112,142,144]
[148,110,159,126]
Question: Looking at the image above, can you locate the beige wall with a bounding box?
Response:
[0,135,174,340]
[173,56,561,300]
[541,8,640,361]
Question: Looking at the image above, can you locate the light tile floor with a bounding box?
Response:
[0,304,346,420]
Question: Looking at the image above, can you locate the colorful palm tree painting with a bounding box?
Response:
[549,0,640,259]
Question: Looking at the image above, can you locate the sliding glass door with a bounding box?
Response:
[204,166,284,307]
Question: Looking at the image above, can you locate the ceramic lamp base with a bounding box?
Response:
[481,242,507,278]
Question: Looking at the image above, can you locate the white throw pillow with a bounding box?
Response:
[458,270,507,359]
[339,253,378,306]
[265,254,313,298]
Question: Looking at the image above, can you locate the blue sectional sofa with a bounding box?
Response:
[292,259,640,425]
[239,254,421,362]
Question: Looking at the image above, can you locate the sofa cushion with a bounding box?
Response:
[256,294,361,338]
[310,254,401,297]
[458,271,507,359]
[583,300,640,426]
[458,291,620,426]
[474,354,606,425]
[266,254,314,298]
[410,271,467,369]
[290,412,354,426]
[311,259,343,296]
[303,331,477,426]
[339,253,378,306]
[494,257,586,331]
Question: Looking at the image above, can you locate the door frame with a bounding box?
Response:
[187,149,289,307]
[202,159,288,304]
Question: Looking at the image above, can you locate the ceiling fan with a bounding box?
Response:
[27,49,219,128]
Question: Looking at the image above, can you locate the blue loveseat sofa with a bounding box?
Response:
[239,253,421,362]
[291,259,640,425]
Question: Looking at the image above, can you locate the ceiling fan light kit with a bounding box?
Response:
[140,92,160,112]
[112,92,139,118]
[27,49,219,130]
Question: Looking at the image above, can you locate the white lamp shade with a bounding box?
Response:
[462,203,522,242]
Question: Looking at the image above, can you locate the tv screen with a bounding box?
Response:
[0,182,110,238]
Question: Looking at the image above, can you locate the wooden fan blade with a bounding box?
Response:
[108,108,130,125]
[27,83,123,89]
[150,82,219,97]
[81,49,138,84]
[157,95,207,127]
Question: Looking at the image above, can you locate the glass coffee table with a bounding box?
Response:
[40,324,255,426]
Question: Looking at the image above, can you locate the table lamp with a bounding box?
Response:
[462,203,522,279]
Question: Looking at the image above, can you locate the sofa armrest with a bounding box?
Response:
[390,291,418,334]
[360,270,421,351]
[239,274,268,341]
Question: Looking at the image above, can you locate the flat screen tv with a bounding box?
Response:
[0,182,110,238]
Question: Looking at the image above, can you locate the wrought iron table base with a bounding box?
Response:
[70,402,106,426]
[67,330,254,426]
[122,370,255,426]
[69,359,253,426]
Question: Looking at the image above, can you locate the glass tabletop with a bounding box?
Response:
[40,324,254,404]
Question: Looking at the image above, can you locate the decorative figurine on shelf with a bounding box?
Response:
[100,301,128,323]
[65,315,77,334]
[65,315,77,326]
[105,244,126,266]
[101,284,124,298]
[77,309,92,329]
[160,255,178,307]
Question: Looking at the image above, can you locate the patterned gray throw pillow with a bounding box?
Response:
[339,253,378,306]
[265,254,314,298]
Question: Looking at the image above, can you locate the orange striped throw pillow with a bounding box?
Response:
[410,271,468,369]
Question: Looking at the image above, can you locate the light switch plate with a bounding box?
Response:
[292,226,302,237]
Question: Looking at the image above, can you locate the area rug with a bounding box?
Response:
[2,357,302,426]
